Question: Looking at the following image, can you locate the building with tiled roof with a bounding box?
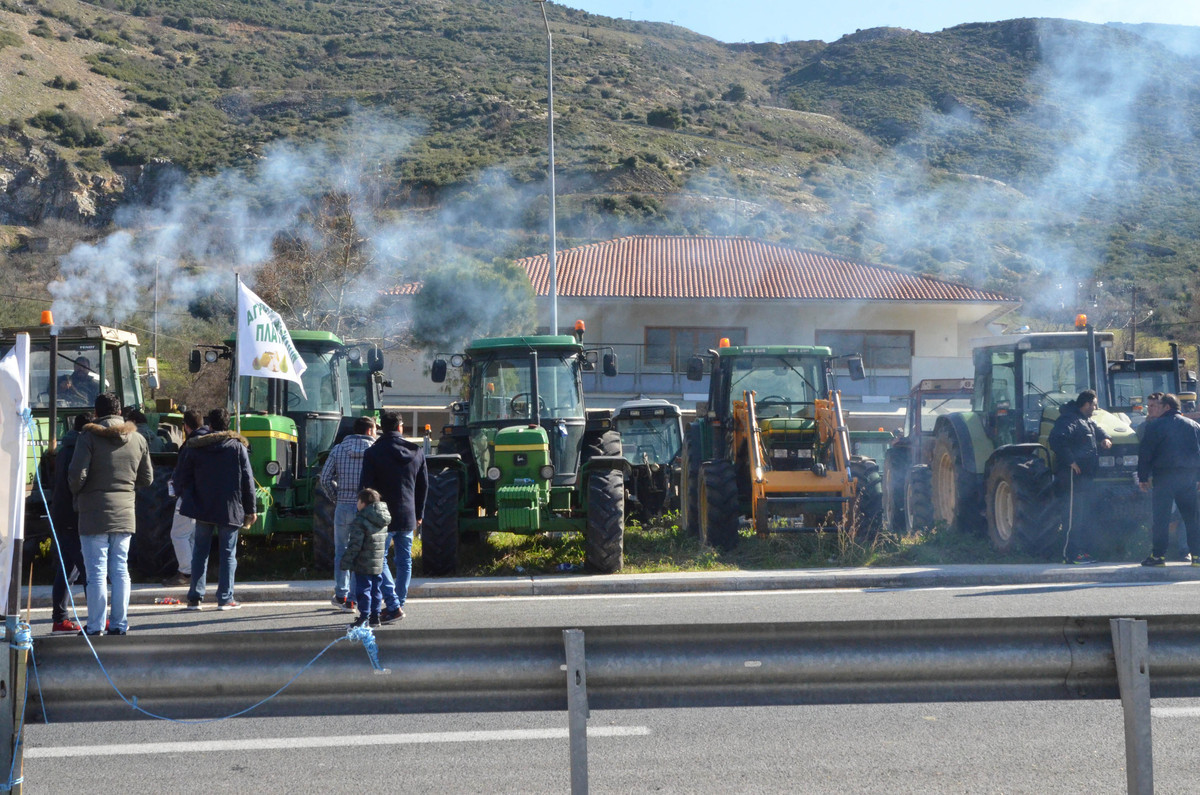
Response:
[382,235,1019,429]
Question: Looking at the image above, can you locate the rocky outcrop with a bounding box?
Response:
[0,137,179,227]
[0,138,122,226]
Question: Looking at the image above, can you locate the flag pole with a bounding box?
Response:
[234,273,242,436]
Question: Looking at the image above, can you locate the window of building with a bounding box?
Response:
[644,327,747,371]
[815,330,913,370]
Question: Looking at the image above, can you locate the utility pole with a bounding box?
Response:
[1130,286,1137,356]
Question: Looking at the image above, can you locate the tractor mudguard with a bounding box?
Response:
[937,412,991,476]
[580,455,631,478]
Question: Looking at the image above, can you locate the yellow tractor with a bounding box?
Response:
[681,343,881,549]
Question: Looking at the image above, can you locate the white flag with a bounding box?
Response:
[0,333,30,615]
[236,280,307,399]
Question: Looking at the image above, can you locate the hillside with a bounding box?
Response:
[1,0,1199,342]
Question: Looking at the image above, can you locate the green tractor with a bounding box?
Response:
[1,318,180,576]
[424,329,627,575]
[925,322,1146,555]
[190,332,385,567]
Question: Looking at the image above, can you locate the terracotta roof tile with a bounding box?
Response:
[517,235,1015,303]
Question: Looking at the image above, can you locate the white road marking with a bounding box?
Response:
[26,725,651,758]
[1151,707,1200,718]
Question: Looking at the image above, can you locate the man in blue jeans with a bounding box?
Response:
[175,408,257,611]
[68,393,152,635]
[361,411,427,621]
[320,415,378,610]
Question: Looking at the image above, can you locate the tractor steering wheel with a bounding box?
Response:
[510,393,548,417]
[757,395,788,405]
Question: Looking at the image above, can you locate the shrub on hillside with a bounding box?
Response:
[27,109,105,147]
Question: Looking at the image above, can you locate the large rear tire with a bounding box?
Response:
[699,459,740,551]
[312,488,336,571]
[131,463,177,579]
[904,465,935,533]
[422,469,461,576]
[680,424,703,536]
[930,427,983,534]
[849,457,884,539]
[882,446,909,534]
[585,469,625,573]
[986,456,1059,556]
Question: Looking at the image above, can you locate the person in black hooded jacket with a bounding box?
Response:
[1048,390,1111,564]
[360,411,427,620]
[175,408,256,611]
[48,411,92,634]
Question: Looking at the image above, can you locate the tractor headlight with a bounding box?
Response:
[264,460,282,476]
[1121,455,1138,467]
[486,466,502,481]
[538,464,555,480]
[1099,456,1115,468]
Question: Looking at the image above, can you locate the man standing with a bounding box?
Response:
[162,409,202,587]
[1048,389,1111,564]
[49,411,92,634]
[1137,392,1200,566]
[68,392,152,635]
[175,408,256,610]
[319,415,377,609]
[361,411,427,621]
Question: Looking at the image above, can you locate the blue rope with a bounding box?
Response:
[15,409,390,728]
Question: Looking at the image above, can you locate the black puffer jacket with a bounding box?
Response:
[1138,409,1200,481]
[339,501,392,575]
[1048,402,1110,477]
[175,428,256,527]
[49,429,81,532]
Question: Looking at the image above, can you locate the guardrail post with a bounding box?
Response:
[1111,618,1152,795]
[564,629,588,795]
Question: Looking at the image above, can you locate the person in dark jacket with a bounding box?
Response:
[175,408,256,611]
[360,411,427,620]
[68,392,153,636]
[340,488,392,628]
[1048,390,1111,564]
[48,411,92,634]
[1137,392,1200,566]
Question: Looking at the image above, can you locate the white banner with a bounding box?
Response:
[0,334,31,615]
[236,280,307,398]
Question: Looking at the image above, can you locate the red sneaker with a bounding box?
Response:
[51,619,80,635]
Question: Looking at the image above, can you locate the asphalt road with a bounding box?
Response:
[18,578,1200,792]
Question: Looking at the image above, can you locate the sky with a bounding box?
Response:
[561,1,1200,44]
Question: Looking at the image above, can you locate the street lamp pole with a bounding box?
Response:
[535,0,558,335]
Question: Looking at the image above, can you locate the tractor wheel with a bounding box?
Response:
[582,429,621,461]
[699,459,740,551]
[312,488,336,571]
[883,446,910,533]
[904,465,936,533]
[680,424,703,536]
[584,469,625,573]
[421,469,461,576]
[131,463,178,579]
[986,456,1060,556]
[849,457,885,539]
[930,427,983,534]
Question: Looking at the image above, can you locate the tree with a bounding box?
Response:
[722,83,747,102]
[646,106,684,130]
[253,192,383,341]
[408,257,535,350]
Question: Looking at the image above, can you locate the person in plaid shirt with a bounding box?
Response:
[321,416,375,609]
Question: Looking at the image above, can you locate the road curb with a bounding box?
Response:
[23,562,1200,609]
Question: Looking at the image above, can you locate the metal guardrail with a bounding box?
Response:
[30,616,1194,793]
